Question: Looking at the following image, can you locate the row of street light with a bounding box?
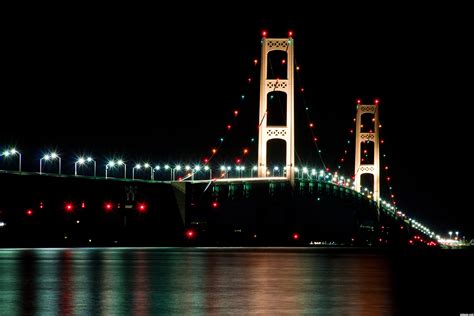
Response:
[1,148,348,181]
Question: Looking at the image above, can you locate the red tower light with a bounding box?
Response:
[65,203,73,212]
[293,233,299,240]
[186,229,195,238]
[26,209,33,216]
[262,30,267,37]
[212,201,219,208]
[288,31,293,37]
[137,203,147,213]
[104,202,113,211]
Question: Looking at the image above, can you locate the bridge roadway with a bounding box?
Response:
[0,171,435,247]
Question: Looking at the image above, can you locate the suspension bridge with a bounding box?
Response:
[0,33,441,247]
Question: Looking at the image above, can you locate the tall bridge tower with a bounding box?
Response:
[354,101,380,204]
[257,35,295,185]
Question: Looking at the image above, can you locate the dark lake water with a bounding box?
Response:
[0,247,472,315]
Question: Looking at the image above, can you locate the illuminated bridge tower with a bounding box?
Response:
[257,35,295,186]
[354,101,380,205]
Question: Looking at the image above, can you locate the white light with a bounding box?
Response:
[185,165,191,171]
[135,164,141,169]
[175,165,181,171]
[164,164,170,170]
[294,167,299,172]
[77,158,86,164]
[252,166,257,171]
[0,221,5,227]
[194,166,201,171]
[2,151,9,156]
[155,165,160,170]
[86,157,93,162]
[51,153,58,159]
[144,163,150,168]
[107,161,115,167]
[117,160,124,165]
[10,149,17,154]
[220,166,226,171]
[44,155,50,160]
[274,166,279,171]
[241,166,245,170]
[302,167,308,173]
[204,166,209,171]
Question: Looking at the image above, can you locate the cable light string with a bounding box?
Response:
[294,57,328,171]
[332,103,357,177]
[184,48,260,182]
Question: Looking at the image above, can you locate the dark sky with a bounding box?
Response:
[2,4,473,237]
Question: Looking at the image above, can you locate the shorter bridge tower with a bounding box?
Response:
[354,100,380,204]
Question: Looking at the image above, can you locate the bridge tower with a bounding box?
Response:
[257,35,295,185]
[354,101,380,204]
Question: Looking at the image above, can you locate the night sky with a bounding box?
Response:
[2,4,473,237]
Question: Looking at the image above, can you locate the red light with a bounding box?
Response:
[409,240,414,244]
[293,233,299,240]
[282,59,286,64]
[186,230,195,238]
[357,99,361,104]
[313,137,318,142]
[254,59,258,65]
[137,203,147,213]
[104,203,113,211]
[300,88,304,92]
[375,99,379,104]
[39,202,44,209]
[203,158,209,163]
[65,203,73,212]
[381,139,384,144]
[227,124,231,130]
[236,158,241,164]
[234,110,239,116]
[309,123,314,128]
[81,201,86,208]
[262,30,267,37]
[243,148,249,154]
[26,209,33,216]
[212,201,219,208]
[288,31,293,37]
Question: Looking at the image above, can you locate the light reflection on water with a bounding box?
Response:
[0,247,437,315]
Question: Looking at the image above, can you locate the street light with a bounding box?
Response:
[251,165,257,177]
[132,163,152,180]
[193,165,201,181]
[132,164,141,180]
[294,167,300,179]
[164,164,171,180]
[1,148,22,173]
[172,165,181,181]
[273,166,279,177]
[75,156,96,177]
[106,159,126,179]
[448,231,453,239]
[40,152,61,175]
[204,165,212,179]
[153,165,160,180]
[455,231,459,240]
